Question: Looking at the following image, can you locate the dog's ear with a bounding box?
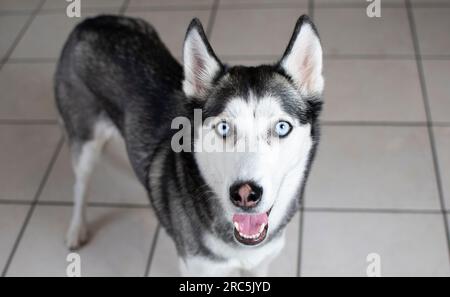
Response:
[183,18,223,99]
[279,15,324,96]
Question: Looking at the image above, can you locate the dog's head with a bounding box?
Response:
[182,16,323,246]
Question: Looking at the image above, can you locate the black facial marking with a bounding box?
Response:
[197,65,322,126]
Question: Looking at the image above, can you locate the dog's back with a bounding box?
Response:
[55,15,183,138]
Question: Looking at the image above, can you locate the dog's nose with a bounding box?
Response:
[229,181,263,209]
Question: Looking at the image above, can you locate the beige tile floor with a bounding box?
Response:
[0,0,449,277]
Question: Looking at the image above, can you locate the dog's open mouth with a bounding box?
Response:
[232,209,271,246]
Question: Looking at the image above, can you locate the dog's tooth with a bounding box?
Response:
[259,224,265,233]
[234,222,240,231]
[239,231,265,240]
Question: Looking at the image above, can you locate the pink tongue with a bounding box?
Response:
[233,213,268,236]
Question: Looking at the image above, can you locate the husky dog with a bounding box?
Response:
[55,14,323,276]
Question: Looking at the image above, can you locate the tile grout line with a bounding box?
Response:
[411,2,450,8]
[3,120,450,127]
[1,135,65,277]
[314,3,405,9]
[325,54,450,60]
[214,3,405,10]
[296,207,305,277]
[0,119,58,125]
[4,57,58,63]
[118,0,130,15]
[405,0,450,266]
[223,54,450,61]
[309,0,314,19]
[144,224,161,277]
[297,0,314,278]
[303,207,443,215]
[4,55,450,65]
[433,122,450,127]
[0,0,46,72]
[36,200,151,209]
[206,0,220,39]
[0,200,33,206]
[0,11,38,16]
[0,2,448,17]
[125,5,213,13]
[0,198,445,214]
[322,121,426,126]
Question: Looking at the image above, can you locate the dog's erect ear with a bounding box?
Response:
[279,15,324,96]
[183,18,222,99]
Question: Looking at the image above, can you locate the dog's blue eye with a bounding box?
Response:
[216,121,231,138]
[274,121,292,137]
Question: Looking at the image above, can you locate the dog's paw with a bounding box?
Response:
[66,223,89,250]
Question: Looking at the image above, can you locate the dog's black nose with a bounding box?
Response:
[229,181,263,209]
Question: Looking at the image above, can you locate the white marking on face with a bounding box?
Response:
[194,93,313,237]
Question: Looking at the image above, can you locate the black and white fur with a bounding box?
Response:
[55,14,323,276]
